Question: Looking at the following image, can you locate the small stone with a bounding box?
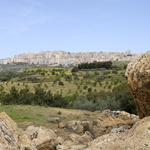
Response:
[58,122,66,128]
[46,117,61,123]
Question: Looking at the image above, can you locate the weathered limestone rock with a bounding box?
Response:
[62,132,93,149]
[58,122,67,128]
[0,112,19,150]
[63,110,139,138]
[56,144,68,150]
[66,121,85,134]
[0,110,148,150]
[125,53,150,118]
[0,112,60,150]
[86,116,150,150]
[46,117,61,123]
[25,125,58,150]
[90,110,139,138]
[18,130,37,150]
[0,112,36,150]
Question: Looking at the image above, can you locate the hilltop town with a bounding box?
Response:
[0,50,137,66]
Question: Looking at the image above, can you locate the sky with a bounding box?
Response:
[0,0,150,59]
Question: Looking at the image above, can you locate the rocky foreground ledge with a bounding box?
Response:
[0,110,150,150]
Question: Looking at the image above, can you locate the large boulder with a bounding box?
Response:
[25,125,58,150]
[60,132,93,150]
[0,112,20,150]
[0,112,36,150]
[125,53,150,118]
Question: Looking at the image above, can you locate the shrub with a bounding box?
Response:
[71,67,79,72]
[52,71,55,75]
[94,71,99,75]
[93,81,97,87]
[83,85,88,89]
[73,97,97,112]
[57,111,62,115]
[65,75,72,81]
[59,81,64,86]
[112,70,118,74]
[88,87,92,92]
[73,95,120,112]
[0,85,4,91]
[99,82,103,87]
[108,85,112,89]
[112,82,136,114]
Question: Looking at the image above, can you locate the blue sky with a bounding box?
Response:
[0,0,149,59]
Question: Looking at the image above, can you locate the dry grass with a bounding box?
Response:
[0,105,98,137]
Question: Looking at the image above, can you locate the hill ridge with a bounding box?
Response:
[0,50,138,66]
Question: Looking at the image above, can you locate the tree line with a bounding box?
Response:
[71,61,113,72]
[78,61,112,70]
[73,82,136,114]
[0,81,136,114]
[0,86,67,108]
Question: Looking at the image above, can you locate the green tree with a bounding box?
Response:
[33,87,46,105]
[3,86,19,104]
[71,67,79,72]
[88,87,92,92]
[0,85,4,92]
[52,71,55,75]
[112,82,136,114]
[19,88,33,104]
[43,90,53,106]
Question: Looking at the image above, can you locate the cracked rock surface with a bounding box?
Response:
[125,53,150,119]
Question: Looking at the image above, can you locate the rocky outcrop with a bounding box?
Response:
[0,112,36,149]
[58,110,139,138]
[125,53,150,118]
[25,126,58,150]
[0,112,20,150]
[59,132,93,149]
[1,110,147,150]
[86,116,150,150]
[0,112,60,150]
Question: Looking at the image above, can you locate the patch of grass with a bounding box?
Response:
[57,111,62,115]
[0,105,98,129]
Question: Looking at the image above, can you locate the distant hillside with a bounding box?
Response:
[0,50,138,66]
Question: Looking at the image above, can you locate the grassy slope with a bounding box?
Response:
[0,105,98,136]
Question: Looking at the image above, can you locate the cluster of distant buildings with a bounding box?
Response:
[0,50,138,66]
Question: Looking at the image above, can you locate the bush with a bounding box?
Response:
[112,82,136,114]
[0,85,4,91]
[112,70,118,74]
[83,85,88,89]
[65,75,72,81]
[73,97,97,111]
[57,111,62,115]
[73,95,120,112]
[108,85,112,89]
[71,67,79,72]
[88,87,92,92]
[52,71,55,75]
[59,81,64,86]
[73,83,136,114]
[93,81,97,87]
